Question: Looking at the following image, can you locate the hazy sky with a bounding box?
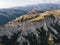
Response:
[0,0,60,8]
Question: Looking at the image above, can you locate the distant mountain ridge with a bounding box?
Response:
[13,3,60,11]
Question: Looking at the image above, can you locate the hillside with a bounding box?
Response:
[0,10,60,45]
[2,10,60,32]
[7,10,60,23]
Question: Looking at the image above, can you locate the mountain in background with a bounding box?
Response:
[14,3,60,10]
[0,3,60,25]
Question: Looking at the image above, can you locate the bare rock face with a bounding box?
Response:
[0,10,60,45]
